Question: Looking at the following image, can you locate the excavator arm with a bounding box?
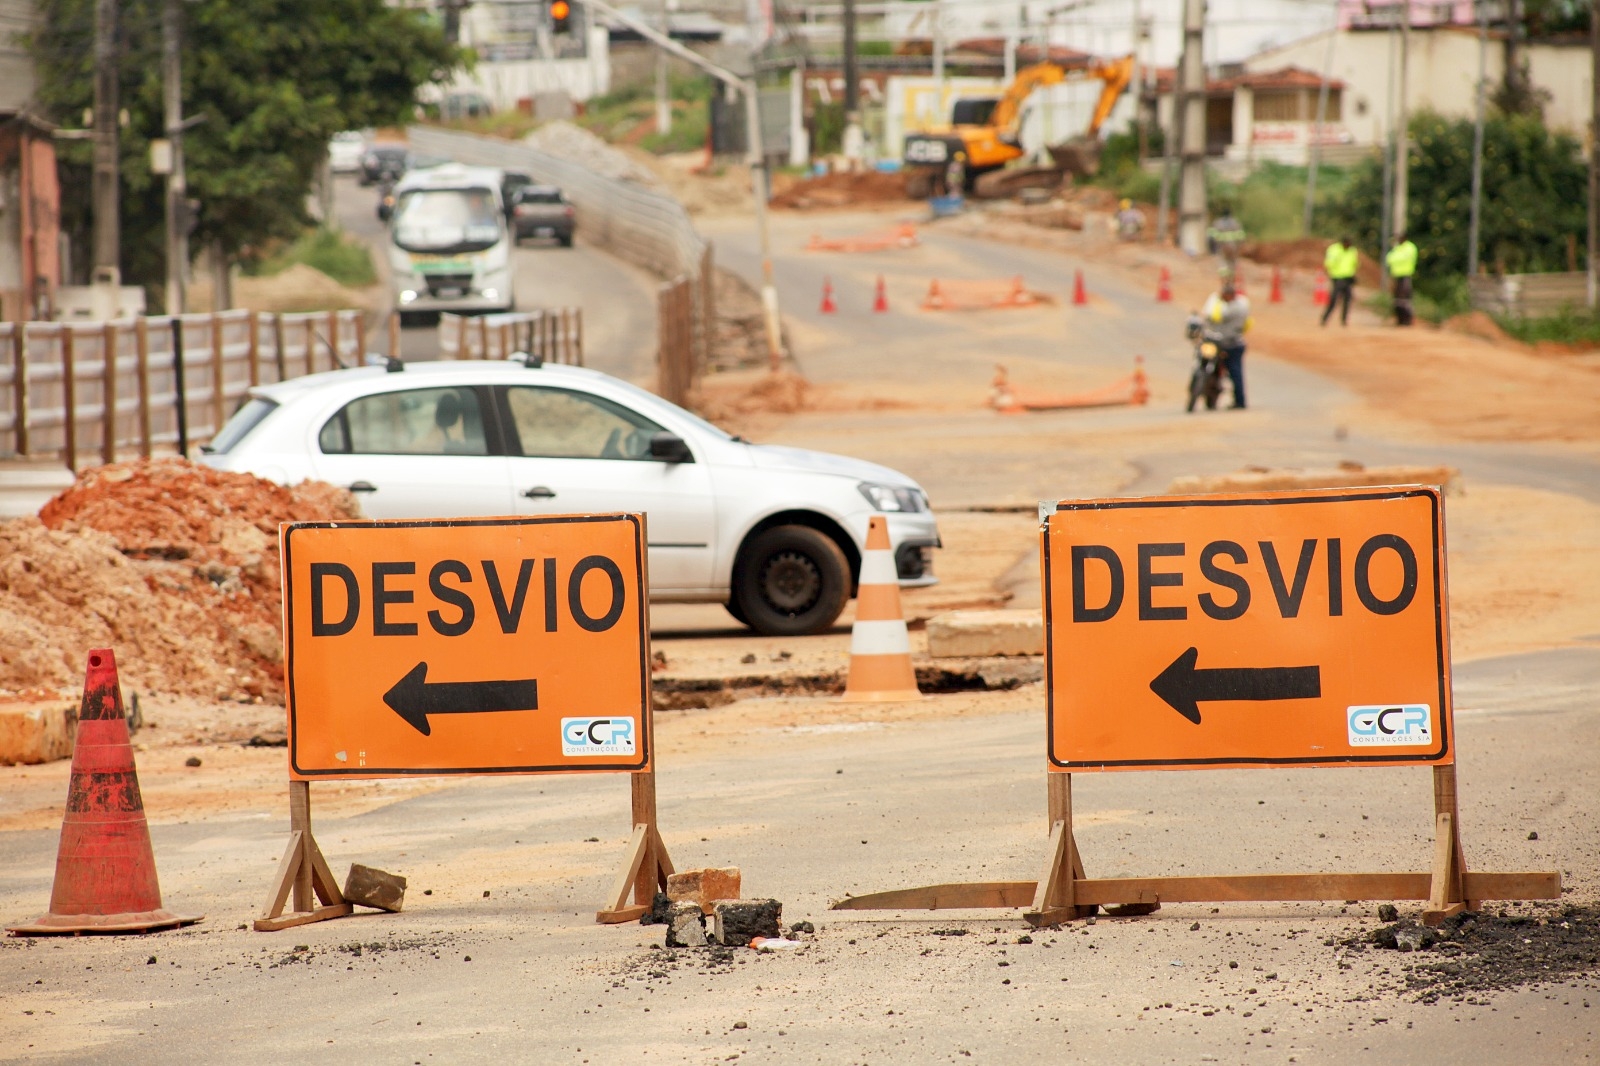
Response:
[989,55,1137,139]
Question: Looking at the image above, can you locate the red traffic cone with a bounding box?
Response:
[1072,270,1088,305]
[820,277,837,314]
[1270,266,1283,303]
[1313,274,1328,306]
[872,275,889,313]
[1156,266,1172,302]
[8,650,202,935]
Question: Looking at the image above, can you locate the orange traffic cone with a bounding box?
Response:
[1313,274,1328,306]
[1270,266,1283,303]
[820,277,837,314]
[1072,270,1088,305]
[8,650,202,934]
[1156,266,1172,302]
[840,516,922,703]
[873,275,889,313]
[1130,356,1150,405]
[922,279,945,310]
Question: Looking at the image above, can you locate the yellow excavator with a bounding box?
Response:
[902,55,1136,199]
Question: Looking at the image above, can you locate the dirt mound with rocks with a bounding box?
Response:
[770,171,911,211]
[1,460,359,703]
[1242,236,1382,287]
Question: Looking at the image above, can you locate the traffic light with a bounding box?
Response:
[550,0,572,34]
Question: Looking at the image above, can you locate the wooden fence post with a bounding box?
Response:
[11,323,26,457]
[327,310,340,368]
[353,312,366,360]
[210,312,226,434]
[248,312,261,386]
[135,317,152,459]
[102,322,119,465]
[61,327,76,473]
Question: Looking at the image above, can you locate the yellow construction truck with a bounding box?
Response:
[902,56,1135,199]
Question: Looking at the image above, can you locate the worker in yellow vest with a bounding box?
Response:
[1321,235,1359,327]
[1386,232,1419,327]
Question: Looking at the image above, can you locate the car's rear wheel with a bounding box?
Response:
[733,525,850,636]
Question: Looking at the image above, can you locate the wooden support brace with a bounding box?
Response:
[253,782,355,932]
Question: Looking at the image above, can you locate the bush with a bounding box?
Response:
[1493,306,1600,345]
[247,227,375,287]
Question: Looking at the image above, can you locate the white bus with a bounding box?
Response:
[387,163,515,324]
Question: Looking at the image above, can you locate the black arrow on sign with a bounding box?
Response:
[1149,647,1321,726]
[382,662,539,737]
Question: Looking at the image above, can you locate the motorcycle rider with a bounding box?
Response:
[1199,275,1252,410]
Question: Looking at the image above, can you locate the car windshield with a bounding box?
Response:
[392,187,503,254]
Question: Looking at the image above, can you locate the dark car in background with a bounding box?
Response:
[510,185,576,247]
[359,143,409,186]
[499,170,534,219]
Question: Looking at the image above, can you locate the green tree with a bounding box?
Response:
[1328,109,1586,289]
[33,0,462,296]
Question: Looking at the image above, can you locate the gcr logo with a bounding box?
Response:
[1347,705,1431,746]
[561,717,637,756]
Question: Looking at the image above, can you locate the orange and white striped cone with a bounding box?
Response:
[841,515,922,702]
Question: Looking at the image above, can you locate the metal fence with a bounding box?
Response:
[1469,272,1592,318]
[437,309,584,364]
[0,310,364,470]
[407,125,713,385]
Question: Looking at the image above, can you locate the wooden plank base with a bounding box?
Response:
[831,871,1559,916]
[252,903,355,932]
[595,904,651,925]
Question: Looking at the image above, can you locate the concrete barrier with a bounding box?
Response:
[926,609,1044,659]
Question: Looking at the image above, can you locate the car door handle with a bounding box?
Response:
[347,481,378,493]
[522,486,557,499]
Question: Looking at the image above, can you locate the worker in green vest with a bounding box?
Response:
[1386,232,1419,327]
[1321,235,1360,327]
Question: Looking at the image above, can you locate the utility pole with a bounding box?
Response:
[163,0,187,316]
[1504,0,1525,105]
[842,0,862,165]
[1303,25,1336,235]
[1588,0,1599,307]
[92,0,120,310]
[1393,0,1411,242]
[655,0,671,137]
[1468,0,1488,280]
[1175,0,1207,255]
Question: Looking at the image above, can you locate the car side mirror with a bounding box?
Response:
[648,432,692,463]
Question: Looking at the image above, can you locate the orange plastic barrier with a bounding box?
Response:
[989,358,1150,414]
[922,276,1044,311]
[806,224,919,253]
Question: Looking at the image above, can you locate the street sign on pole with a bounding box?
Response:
[1042,487,1452,771]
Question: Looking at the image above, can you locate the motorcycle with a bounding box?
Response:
[1184,312,1226,412]
[375,176,398,222]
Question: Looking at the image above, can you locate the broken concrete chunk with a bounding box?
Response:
[712,899,782,947]
[667,867,742,913]
[343,864,407,912]
[665,902,708,948]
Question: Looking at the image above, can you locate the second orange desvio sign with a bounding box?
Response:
[282,514,650,778]
[1043,487,1450,771]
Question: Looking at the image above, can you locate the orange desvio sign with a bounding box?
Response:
[281,514,649,779]
[1043,487,1451,771]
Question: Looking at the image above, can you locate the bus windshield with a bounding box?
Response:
[392,187,503,255]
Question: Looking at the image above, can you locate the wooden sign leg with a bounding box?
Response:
[596,767,676,924]
[254,781,356,932]
[1423,764,1471,926]
[1025,774,1098,928]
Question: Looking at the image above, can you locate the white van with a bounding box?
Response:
[387,163,515,324]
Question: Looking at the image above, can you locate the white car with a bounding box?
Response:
[201,358,941,636]
[328,131,367,173]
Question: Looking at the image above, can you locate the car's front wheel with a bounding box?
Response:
[733,525,850,636]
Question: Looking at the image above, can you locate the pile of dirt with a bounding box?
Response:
[694,369,813,423]
[770,171,911,211]
[1442,310,1519,346]
[709,268,773,372]
[524,121,660,186]
[1242,237,1382,287]
[0,460,358,702]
